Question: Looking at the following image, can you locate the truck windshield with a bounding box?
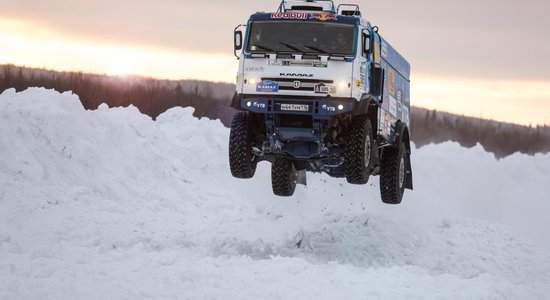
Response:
[247,21,356,56]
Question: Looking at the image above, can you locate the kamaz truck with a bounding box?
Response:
[229,0,413,203]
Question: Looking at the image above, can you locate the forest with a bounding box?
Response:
[2,64,549,158]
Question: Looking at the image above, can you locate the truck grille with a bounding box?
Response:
[261,78,334,92]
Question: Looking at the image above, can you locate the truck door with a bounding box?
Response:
[358,27,369,94]
[372,32,393,140]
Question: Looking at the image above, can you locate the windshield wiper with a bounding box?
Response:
[252,43,275,52]
[303,45,330,55]
[279,42,305,53]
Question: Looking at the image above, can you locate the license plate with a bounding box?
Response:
[280,104,310,112]
[314,83,330,94]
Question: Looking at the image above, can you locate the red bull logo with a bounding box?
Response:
[271,12,308,19]
[309,13,337,21]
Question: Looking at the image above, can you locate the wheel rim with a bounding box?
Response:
[399,156,405,189]
[364,134,371,168]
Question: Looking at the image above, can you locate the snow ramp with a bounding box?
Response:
[1,88,550,299]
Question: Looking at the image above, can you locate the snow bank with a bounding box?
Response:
[1,88,549,299]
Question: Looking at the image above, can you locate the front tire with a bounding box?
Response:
[345,116,376,184]
[380,142,407,204]
[229,112,256,179]
[271,157,297,197]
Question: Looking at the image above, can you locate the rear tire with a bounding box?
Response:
[345,116,376,184]
[229,112,256,179]
[271,157,297,197]
[380,142,407,204]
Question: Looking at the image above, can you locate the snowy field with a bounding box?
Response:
[1,88,550,299]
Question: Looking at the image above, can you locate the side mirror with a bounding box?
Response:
[362,32,371,55]
[233,27,244,60]
[234,30,243,51]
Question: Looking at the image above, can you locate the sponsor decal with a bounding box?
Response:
[389,95,397,116]
[287,61,313,67]
[280,104,310,112]
[380,110,394,137]
[396,90,403,115]
[321,104,336,112]
[381,90,389,110]
[256,80,279,93]
[271,12,307,19]
[381,41,388,59]
[309,13,337,21]
[280,73,313,77]
[278,60,312,67]
[398,101,403,116]
[268,61,327,68]
[373,41,381,62]
[253,101,266,109]
[386,114,394,137]
[379,111,388,137]
[389,69,396,97]
[245,66,265,72]
[359,64,366,86]
[314,83,330,94]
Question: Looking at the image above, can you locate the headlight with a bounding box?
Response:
[247,78,257,85]
[338,81,349,89]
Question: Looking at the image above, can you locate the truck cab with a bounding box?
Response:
[229,0,413,203]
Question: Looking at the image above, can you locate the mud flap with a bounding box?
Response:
[405,152,413,190]
[296,169,307,186]
[230,92,241,110]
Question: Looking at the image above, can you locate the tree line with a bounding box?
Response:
[1,64,549,158]
[410,108,550,158]
[0,64,235,122]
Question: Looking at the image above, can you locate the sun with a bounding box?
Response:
[106,61,136,77]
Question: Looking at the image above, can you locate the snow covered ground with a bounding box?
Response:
[1,88,549,299]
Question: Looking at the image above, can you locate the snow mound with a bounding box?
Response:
[1,88,550,299]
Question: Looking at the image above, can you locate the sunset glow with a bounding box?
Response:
[0,18,237,82]
[413,75,550,126]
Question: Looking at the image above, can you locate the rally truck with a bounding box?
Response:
[229,0,413,203]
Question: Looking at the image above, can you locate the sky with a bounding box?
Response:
[0,0,549,125]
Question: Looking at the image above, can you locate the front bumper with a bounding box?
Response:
[237,95,355,160]
[240,96,354,116]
